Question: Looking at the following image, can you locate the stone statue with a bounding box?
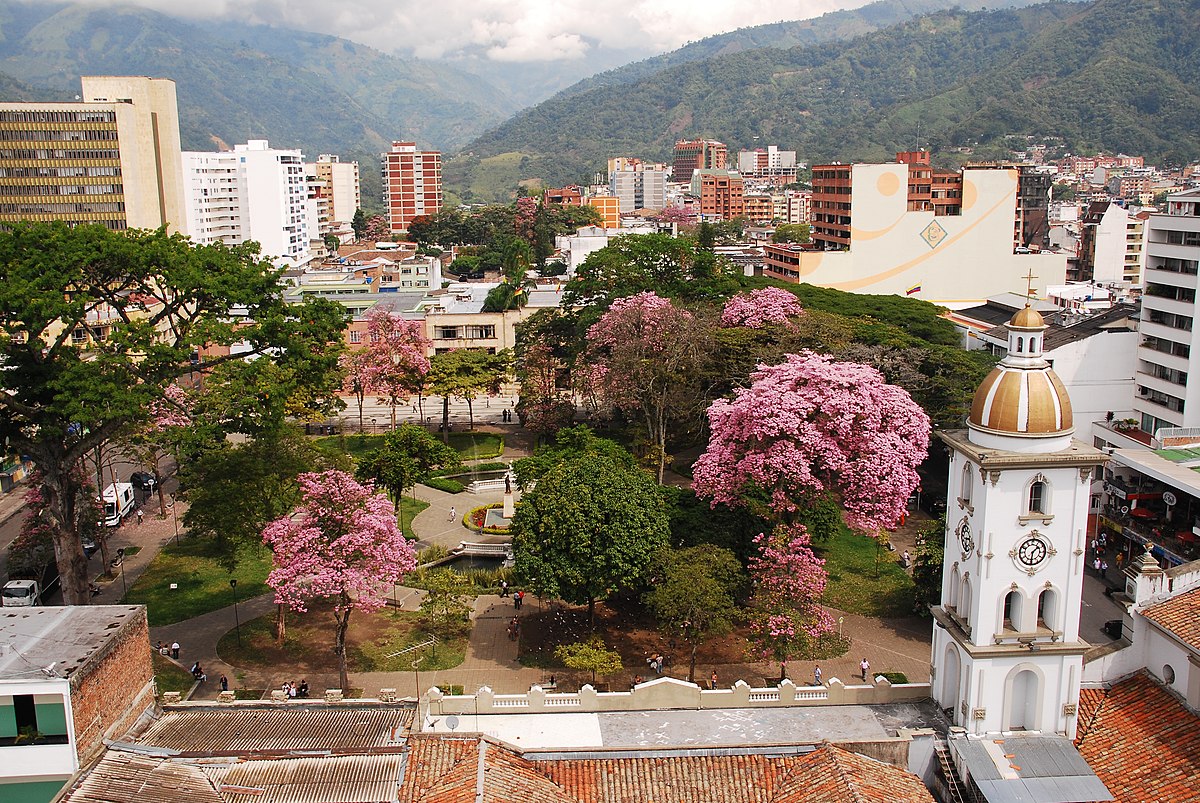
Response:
[505,473,512,495]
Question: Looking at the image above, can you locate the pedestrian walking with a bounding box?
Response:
[219,674,229,692]
[515,590,524,609]
[1116,551,1125,569]
[813,664,822,686]
[710,670,719,690]
[136,508,144,525]
[499,580,509,597]
[1101,558,1109,576]
[448,506,456,522]
[170,641,180,659]
[860,657,871,681]
[1093,556,1102,575]
[779,659,788,681]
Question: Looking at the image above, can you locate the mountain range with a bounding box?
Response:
[456,0,1200,198]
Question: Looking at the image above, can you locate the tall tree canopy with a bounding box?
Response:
[263,470,416,689]
[693,351,930,534]
[0,223,346,603]
[584,292,713,482]
[512,455,668,625]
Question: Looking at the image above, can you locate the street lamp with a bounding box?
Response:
[411,656,424,701]
[170,493,180,546]
[116,549,127,599]
[230,578,242,645]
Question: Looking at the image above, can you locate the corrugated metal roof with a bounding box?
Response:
[953,735,1113,802]
[210,755,403,803]
[140,707,412,752]
[63,750,222,803]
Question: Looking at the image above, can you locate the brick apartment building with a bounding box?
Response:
[692,169,744,220]
[382,141,441,235]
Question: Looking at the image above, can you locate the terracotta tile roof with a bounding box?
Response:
[1075,672,1200,802]
[399,735,577,803]
[538,744,933,803]
[1141,586,1200,650]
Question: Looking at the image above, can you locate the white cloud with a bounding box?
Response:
[55,0,870,62]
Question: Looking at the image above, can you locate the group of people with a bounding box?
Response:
[646,654,667,674]
[500,408,514,423]
[280,680,310,698]
[1090,532,1125,578]
[155,640,181,659]
[499,581,525,608]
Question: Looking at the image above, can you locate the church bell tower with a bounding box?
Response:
[930,305,1106,736]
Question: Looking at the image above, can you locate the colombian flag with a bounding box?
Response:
[906,284,921,296]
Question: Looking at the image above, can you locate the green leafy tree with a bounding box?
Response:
[418,569,474,639]
[181,428,347,569]
[555,637,623,685]
[352,209,368,239]
[0,223,345,604]
[356,424,461,521]
[771,223,811,243]
[425,349,512,437]
[511,426,636,488]
[644,546,742,682]
[323,233,341,254]
[911,515,946,616]
[513,455,668,626]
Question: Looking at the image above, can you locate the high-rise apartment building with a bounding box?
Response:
[737,146,798,185]
[672,139,726,183]
[1073,201,1147,285]
[691,169,744,220]
[182,140,313,267]
[310,154,360,227]
[609,162,666,213]
[382,141,441,235]
[1133,189,1200,435]
[0,76,186,232]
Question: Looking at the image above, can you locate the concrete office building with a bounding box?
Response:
[382,141,441,235]
[609,163,666,213]
[1132,189,1200,435]
[0,76,186,232]
[672,139,726,183]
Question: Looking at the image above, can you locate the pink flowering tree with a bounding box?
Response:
[746,524,839,666]
[693,351,930,534]
[262,470,417,689]
[585,291,713,482]
[359,308,431,429]
[127,382,196,517]
[721,287,804,328]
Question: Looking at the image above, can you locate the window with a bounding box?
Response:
[1037,588,1057,630]
[0,694,69,746]
[1003,590,1022,631]
[960,463,973,506]
[348,330,361,344]
[1028,480,1046,514]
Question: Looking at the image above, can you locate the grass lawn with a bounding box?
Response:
[123,537,273,627]
[315,432,504,461]
[397,496,430,538]
[816,526,915,618]
[152,652,196,697]
[217,604,467,674]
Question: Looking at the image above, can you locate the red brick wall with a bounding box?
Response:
[69,609,156,764]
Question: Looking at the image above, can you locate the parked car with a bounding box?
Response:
[130,471,157,493]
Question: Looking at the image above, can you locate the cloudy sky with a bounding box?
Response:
[66,0,871,61]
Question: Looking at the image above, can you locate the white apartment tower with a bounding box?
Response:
[182,140,314,267]
[931,306,1105,736]
[1133,189,1200,435]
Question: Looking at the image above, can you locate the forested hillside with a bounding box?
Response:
[455,0,1200,196]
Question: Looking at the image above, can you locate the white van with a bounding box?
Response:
[102,482,135,527]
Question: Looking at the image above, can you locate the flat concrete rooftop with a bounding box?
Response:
[424,700,946,749]
[0,605,143,680]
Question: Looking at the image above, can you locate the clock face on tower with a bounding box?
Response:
[1014,534,1052,572]
[957,517,974,556]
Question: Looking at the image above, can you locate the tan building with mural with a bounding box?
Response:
[766,164,1065,305]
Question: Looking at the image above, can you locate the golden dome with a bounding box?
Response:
[1009,305,1045,329]
[969,365,1073,435]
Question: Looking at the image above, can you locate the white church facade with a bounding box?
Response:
[930,305,1107,736]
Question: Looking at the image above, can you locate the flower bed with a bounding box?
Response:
[466,502,512,534]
